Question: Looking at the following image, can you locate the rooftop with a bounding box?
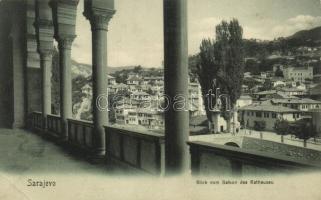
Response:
[240,103,300,113]
[271,98,321,104]
[280,87,306,92]
[126,76,142,81]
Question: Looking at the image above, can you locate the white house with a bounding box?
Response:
[107,74,116,85]
[280,87,307,96]
[236,95,253,108]
[126,76,142,85]
[115,104,137,125]
[283,66,313,83]
[239,104,301,131]
[131,91,150,101]
[270,98,321,112]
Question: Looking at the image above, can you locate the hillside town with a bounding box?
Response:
[73,49,321,142]
[75,69,206,131]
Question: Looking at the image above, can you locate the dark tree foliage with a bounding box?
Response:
[133,65,143,73]
[244,59,260,75]
[188,55,200,82]
[216,19,244,107]
[274,119,290,135]
[72,75,89,111]
[197,19,245,123]
[254,121,266,131]
[274,66,284,77]
[197,39,217,121]
[261,79,273,91]
[290,119,317,141]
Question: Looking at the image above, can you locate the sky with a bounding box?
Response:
[71,0,321,68]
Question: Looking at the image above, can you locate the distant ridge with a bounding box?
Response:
[71,60,159,77]
[286,26,321,46]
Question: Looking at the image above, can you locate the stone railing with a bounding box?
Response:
[67,119,94,151]
[47,114,61,137]
[30,111,43,130]
[188,141,321,176]
[105,126,165,175]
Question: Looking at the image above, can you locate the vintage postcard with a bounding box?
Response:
[0,0,321,199]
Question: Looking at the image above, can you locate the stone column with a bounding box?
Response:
[84,0,115,156]
[26,0,41,118]
[51,0,79,141]
[163,0,189,174]
[34,0,54,130]
[57,38,73,140]
[9,2,26,128]
[40,51,53,125]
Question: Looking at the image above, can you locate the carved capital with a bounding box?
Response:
[57,35,76,50]
[85,9,115,31]
[39,50,54,60]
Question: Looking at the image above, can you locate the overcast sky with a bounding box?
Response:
[71,0,321,68]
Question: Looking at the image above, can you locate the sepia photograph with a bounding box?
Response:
[0,0,321,199]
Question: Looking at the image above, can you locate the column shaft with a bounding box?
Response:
[58,42,72,140]
[163,0,189,174]
[92,28,108,156]
[40,53,52,129]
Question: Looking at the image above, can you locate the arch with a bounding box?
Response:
[224,142,240,148]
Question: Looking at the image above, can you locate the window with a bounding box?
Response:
[264,112,269,118]
[256,112,262,118]
[272,113,277,118]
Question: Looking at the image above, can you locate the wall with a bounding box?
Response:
[188,141,321,177]
[242,137,321,164]
[106,126,165,175]
[0,3,13,128]
[27,68,42,114]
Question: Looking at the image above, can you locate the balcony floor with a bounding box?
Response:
[0,128,119,175]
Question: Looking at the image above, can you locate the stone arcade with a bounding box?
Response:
[0,0,189,174]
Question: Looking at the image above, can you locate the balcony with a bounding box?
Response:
[27,111,321,176]
[30,112,165,175]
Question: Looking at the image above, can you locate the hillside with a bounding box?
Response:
[70,60,155,77]
[287,26,321,46]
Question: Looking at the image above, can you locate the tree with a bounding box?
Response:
[133,65,142,73]
[197,19,245,134]
[261,79,273,91]
[254,121,266,139]
[274,119,290,143]
[275,66,284,77]
[290,119,317,147]
[197,39,217,124]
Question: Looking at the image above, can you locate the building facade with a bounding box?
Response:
[240,104,301,131]
[283,66,313,83]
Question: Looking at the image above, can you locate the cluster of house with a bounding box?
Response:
[79,64,321,136]
[237,64,321,137]
[81,71,206,130]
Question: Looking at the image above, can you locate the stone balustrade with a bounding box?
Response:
[188,141,321,176]
[28,112,321,175]
[47,114,61,137]
[105,126,165,175]
[30,111,43,131]
[67,119,94,151]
